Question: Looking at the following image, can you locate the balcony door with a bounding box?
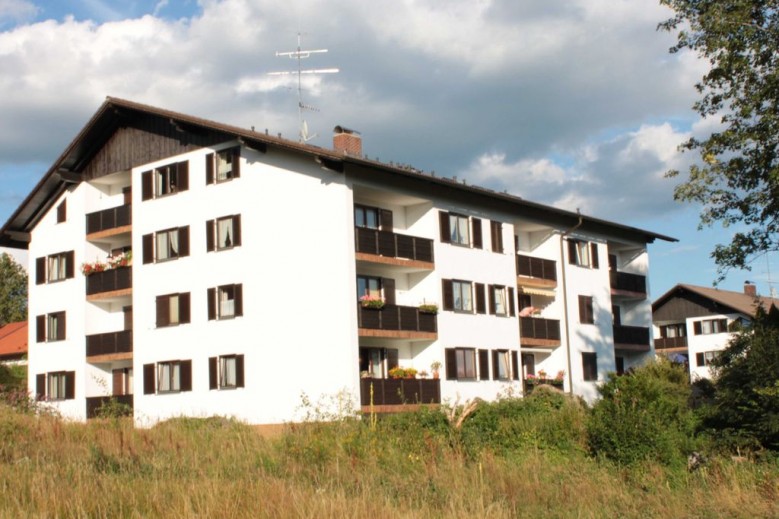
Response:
[359,347,398,379]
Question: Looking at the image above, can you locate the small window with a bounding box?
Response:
[209,354,245,390]
[156,293,191,328]
[354,205,379,229]
[56,200,66,223]
[141,161,189,200]
[206,215,242,252]
[693,318,728,335]
[568,239,599,268]
[450,214,470,246]
[490,220,504,253]
[143,227,190,264]
[490,285,507,315]
[582,352,598,381]
[38,251,74,283]
[206,148,241,184]
[492,350,512,380]
[143,360,191,394]
[156,228,182,261]
[661,323,686,338]
[695,351,718,367]
[579,295,594,324]
[36,312,66,342]
[357,275,382,300]
[445,348,477,380]
[439,211,482,248]
[207,284,243,320]
[157,361,181,392]
[45,371,75,401]
[453,280,473,312]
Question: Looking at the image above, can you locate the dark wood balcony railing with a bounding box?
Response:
[360,378,441,406]
[517,255,557,282]
[613,325,650,347]
[520,317,561,341]
[86,204,131,234]
[86,395,133,419]
[610,271,647,295]
[357,304,437,333]
[86,330,132,357]
[355,227,434,264]
[86,267,132,296]
[654,336,688,350]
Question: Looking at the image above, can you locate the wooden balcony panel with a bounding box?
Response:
[610,271,647,298]
[359,378,441,406]
[613,325,651,351]
[516,275,557,290]
[354,227,435,265]
[654,336,688,350]
[516,255,557,283]
[520,337,561,349]
[86,395,133,419]
[86,330,133,358]
[86,204,132,235]
[357,304,437,340]
[86,267,132,296]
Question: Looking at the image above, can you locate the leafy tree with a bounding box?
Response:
[659,1,779,278]
[0,253,27,326]
[701,304,779,451]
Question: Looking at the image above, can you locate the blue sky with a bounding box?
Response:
[1,0,776,300]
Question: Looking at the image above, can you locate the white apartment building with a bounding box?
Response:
[0,98,674,426]
[653,282,777,380]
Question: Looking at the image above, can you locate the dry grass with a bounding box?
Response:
[0,406,776,518]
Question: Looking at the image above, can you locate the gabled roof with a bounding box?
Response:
[0,97,677,249]
[0,321,27,360]
[653,283,779,317]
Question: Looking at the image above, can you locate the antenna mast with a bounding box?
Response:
[269,33,339,142]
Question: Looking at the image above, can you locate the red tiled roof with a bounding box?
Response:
[0,321,27,359]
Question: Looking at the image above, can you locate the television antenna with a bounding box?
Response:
[269,33,339,143]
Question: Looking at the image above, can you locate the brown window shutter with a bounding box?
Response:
[156,295,169,328]
[442,279,454,311]
[178,226,190,257]
[208,357,217,389]
[205,153,215,184]
[590,243,599,269]
[478,349,489,380]
[488,285,496,315]
[386,348,399,372]
[232,215,242,246]
[578,296,586,323]
[180,360,192,391]
[177,161,189,192]
[475,283,486,314]
[511,351,519,380]
[112,369,124,395]
[234,284,243,317]
[36,374,46,401]
[205,219,215,252]
[439,211,451,243]
[57,312,66,341]
[57,200,66,223]
[36,315,45,342]
[36,257,46,284]
[379,209,393,231]
[141,170,153,200]
[179,293,191,324]
[142,233,154,264]
[445,348,457,380]
[508,287,516,317]
[65,251,75,279]
[491,221,503,253]
[207,287,216,320]
[693,321,702,335]
[232,147,241,178]
[491,350,499,380]
[695,352,704,366]
[568,239,577,264]
[235,354,245,388]
[65,371,75,400]
[143,363,156,394]
[472,218,483,249]
[382,278,396,306]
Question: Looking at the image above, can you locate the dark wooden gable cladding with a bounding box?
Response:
[653,288,738,322]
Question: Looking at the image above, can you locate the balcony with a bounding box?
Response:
[354,227,434,270]
[86,205,131,238]
[357,304,437,340]
[613,325,651,351]
[86,267,132,300]
[519,317,561,348]
[359,378,441,412]
[86,395,133,419]
[516,255,557,289]
[86,330,133,360]
[610,271,647,298]
[654,336,688,351]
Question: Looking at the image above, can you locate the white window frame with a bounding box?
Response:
[154,164,178,197]
[216,149,236,182]
[449,214,470,246]
[219,355,238,388]
[455,348,477,379]
[157,362,181,393]
[48,253,68,282]
[453,280,473,312]
[156,228,180,261]
[218,285,237,319]
[493,286,507,315]
[216,216,236,250]
[48,372,68,400]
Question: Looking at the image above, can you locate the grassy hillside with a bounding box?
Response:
[0,394,776,518]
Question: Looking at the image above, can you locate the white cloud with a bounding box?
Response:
[0,0,37,26]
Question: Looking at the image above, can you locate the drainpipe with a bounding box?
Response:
[559,214,583,394]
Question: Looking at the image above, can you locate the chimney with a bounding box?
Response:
[333,126,362,156]
[744,281,757,297]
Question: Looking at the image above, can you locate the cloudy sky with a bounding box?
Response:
[0,0,775,298]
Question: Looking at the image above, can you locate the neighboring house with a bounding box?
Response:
[0,98,674,426]
[652,282,778,380]
[0,321,28,365]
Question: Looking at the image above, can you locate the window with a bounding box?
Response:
[56,200,66,223]
[359,347,398,379]
[206,215,242,252]
[209,354,245,389]
[36,312,66,342]
[143,227,190,263]
[579,295,594,324]
[615,356,625,376]
[568,239,599,268]
[439,211,482,248]
[36,251,75,284]
[488,285,515,316]
[492,350,520,381]
[141,160,189,200]
[357,275,381,300]
[693,318,728,335]
[521,353,536,377]
[206,147,241,184]
[660,323,686,338]
[112,368,133,396]
[442,279,487,313]
[582,352,598,381]
[453,280,473,312]
[445,348,478,380]
[490,220,504,253]
[354,205,379,229]
[35,371,75,401]
[208,284,243,320]
[695,351,718,367]
[156,293,191,327]
[143,360,192,394]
